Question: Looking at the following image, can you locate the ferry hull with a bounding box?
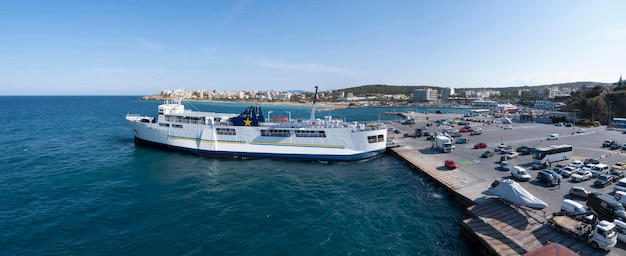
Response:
[133,136,385,161]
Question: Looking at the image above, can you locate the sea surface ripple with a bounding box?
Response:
[0,96,473,255]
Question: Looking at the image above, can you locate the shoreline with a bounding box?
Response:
[141,95,352,110]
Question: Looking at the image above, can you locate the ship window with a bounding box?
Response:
[172,124,183,128]
[368,134,385,143]
[216,128,236,135]
[159,123,170,127]
[261,129,291,137]
[295,130,326,137]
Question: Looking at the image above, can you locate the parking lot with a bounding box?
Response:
[391,115,626,216]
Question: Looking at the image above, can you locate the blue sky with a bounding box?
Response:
[1,0,625,95]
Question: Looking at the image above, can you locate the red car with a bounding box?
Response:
[445,159,457,169]
[459,128,474,133]
[474,142,488,149]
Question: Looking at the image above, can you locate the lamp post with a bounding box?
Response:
[609,101,613,127]
[267,111,273,122]
[284,111,291,122]
[572,110,577,135]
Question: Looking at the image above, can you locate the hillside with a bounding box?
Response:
[335,82,610,96]
[560,84,626,124]
[338,84,442,95]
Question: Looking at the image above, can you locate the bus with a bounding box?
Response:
[533,145,573,164]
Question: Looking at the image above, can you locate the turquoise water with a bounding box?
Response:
[0,96,474,255]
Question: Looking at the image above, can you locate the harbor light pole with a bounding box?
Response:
[284,111,291,122]
[572,110,577,135]
[608,101,613,127]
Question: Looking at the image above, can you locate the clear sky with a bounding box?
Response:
[1,0,625,95]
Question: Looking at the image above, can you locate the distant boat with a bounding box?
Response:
[489,178,548,210]
[126,87,388,161]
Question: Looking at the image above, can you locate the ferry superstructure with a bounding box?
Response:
[126,87,387,161]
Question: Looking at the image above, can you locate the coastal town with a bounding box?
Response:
[147,78,624,128]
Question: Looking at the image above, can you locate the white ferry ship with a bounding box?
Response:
[126,87,387,161]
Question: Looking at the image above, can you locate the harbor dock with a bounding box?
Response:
[386,113,626,255]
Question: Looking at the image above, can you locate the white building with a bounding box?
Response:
[412,88,438,102]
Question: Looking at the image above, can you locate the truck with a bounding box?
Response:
[435,135,455,153]
[547,211,617,251]
[414,127,427,137]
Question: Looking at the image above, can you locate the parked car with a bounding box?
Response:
[560,166,577,178]
[506,152,519,159]
[455,138,468,144]
[610,169,625,180]
[500,161,511,171]
[614,191,626,207]
[444,159,457,170]
[603,139,615,147]
[615,178,626,193]
[569,186,590,199]
[553,163,566,172]
[474,142,487,149]
[571,169,593,182]
[495,144,512,153]
[569,160,584,169]
[586,193,626,221]
[576,128,586,133]
[503,125,513,130]
[511,166,531,181]
[481,151,494,158]
[537,170,559,186]
[531,162,548,170]
[584,158,600,165]
[610,142,621,150]
[590,164,610,178]
[470,130,482,135]
[613,162,626,170]
[519,146,535,155]
[449,132,462,137]
[594,174,614,188]
[547,134,559,140]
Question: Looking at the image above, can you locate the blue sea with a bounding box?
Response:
[0,96,475,255]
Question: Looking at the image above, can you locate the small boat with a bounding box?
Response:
[489,178,548,210]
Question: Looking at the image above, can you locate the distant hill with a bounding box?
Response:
[337,84,442,96]
[333,82,611,96]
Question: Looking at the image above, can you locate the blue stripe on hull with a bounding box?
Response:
[133,137,385,161]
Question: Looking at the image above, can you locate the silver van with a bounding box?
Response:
[591,163,610,177]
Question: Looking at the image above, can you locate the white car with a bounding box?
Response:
[506,152,519,159]
[568,160,584,169]
[503,125,513,130]
[576,128,586,133]
[571,170,593,182]
[615,178,626,193]
[511,166,531,181]
[560,166,577,178]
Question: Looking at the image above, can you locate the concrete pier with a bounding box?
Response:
[386,113,626,255]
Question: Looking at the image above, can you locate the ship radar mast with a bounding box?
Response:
[309,86,318,123]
